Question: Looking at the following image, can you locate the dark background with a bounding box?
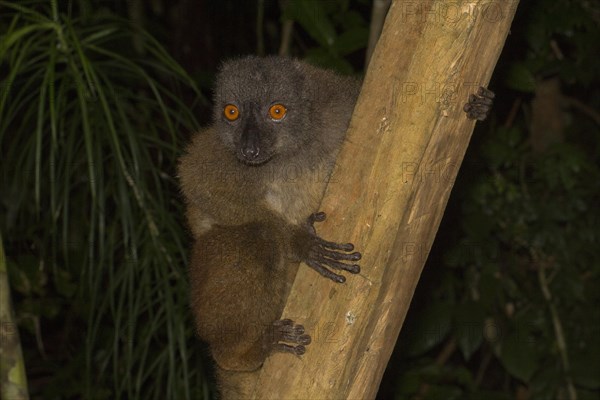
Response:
[1,0,599,399]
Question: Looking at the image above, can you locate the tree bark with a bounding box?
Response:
[365,0,392,66]
[249,0,519,398]
[0,236,29,400]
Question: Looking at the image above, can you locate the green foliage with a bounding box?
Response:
[281,0,369,73]
[0,0,210,398]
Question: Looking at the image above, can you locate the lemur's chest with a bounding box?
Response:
[263,164,331,225]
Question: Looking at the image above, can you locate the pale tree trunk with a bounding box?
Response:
[0,236,29,400]
[246,0,519,398]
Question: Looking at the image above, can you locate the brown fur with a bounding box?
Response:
[178,56,361,397]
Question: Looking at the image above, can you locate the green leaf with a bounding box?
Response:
[454,302,485,361]
[496,330,538,382]
[54,268,77,298]
[404,303,453,357]
[331,27,368,55]
[284,0,337,48]
[505,63,536,92]
[468,390,512,400]
[0,22,55,57]
[529,362,561,399]
[21,297,61,319]
[335,10,366,30]
[571,342,600,389]
[422,384,463,400]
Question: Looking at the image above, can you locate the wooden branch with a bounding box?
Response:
[365,0,392,66]
[249,0,519,398]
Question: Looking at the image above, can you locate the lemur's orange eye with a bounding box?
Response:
[268,104,287,121]
[223,104,239,121]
